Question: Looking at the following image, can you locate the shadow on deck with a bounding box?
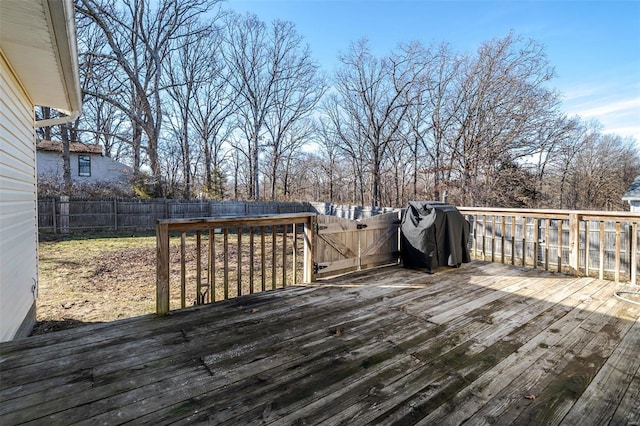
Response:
[1,261,639,425]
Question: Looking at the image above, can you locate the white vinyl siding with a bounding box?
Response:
[0,52,38,342]
[37,151,134,185]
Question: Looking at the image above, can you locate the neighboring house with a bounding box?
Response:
[37,140,133,187]
[622,176,640,213]
[0,0,82,341]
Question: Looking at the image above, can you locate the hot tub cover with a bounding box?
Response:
[401,201,471,272]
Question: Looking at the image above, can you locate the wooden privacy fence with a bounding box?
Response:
[156,213,316,315]
[458,207,640,284]
[38,197,313,233]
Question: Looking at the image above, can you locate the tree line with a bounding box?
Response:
[38,0,639,210]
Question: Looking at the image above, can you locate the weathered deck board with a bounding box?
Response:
[1,261,638,425]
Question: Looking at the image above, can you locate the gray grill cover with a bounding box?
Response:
[400,201,471,272]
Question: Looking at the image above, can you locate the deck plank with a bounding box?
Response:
[610,363,640,425]
[462,290,635,425]
[2,287,411,422]
[559,319,640,425]
[301,275,609,425]
[0,262,638,425]
[416,276,615,424]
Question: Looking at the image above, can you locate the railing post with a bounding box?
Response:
[569,213,580,276]
[303,214,316,283]
[156,221,170,315]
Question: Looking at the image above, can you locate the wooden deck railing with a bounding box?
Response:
[458,208,639,285]
[156,213,316,314]
[157,209,639,314]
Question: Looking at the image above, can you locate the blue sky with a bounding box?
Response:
[227,0,640,145]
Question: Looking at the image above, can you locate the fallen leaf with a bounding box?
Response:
[524,394,536,400]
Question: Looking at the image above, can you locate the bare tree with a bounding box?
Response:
[560,131,639,210]
[450,33,557,205]
[330,39,428,207]
[222,12,271,200]
[189,30,235,199]
[164,20,217,198]
[76,0,220,195]
[525,113,583,207]
[223,13,322,200]
[421,43,465,201]
[314,117,346,204]
[262,30,325,200]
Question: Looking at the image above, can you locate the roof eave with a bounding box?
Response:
[36,0,82,126]
[0,0,82,125]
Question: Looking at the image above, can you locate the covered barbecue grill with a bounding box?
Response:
[400,201,471,273]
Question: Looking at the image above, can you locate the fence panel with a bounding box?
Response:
[38,198,316,233]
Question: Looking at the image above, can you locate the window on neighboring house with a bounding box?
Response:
[78,155,91,177]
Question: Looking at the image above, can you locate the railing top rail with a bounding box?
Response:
[458,207,640,221]
[158,212,316,230]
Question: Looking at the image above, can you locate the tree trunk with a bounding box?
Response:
[60,124,72,195]
[371,149,381,208]
[182,113,191,199]
[252,131,260,200]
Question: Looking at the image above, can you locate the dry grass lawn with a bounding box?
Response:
[35,231,301,335]
[35,233,158,334]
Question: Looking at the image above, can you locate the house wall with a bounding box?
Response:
[0,52,38,341]
[37,151,133,186]
[630,200,640,213]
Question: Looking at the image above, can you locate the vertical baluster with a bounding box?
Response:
[282,224,288,287]
[272,225,277,290]
[482,215,487,261]
[599,221,605,280]
[511,216,516,266]
[292,223,298,284]
[500,216,506,264]
[223,228,229,300]
[521,216,526,267]
[261,226,266,292]
[615,221,621,283]
[532,218,538,269]
[181,232,186,308]
[237,226,243,296]
[249,226,255,294]
[196,231,202,303]
[631,222,638,285]
[557,219,563,272]
[545,218,550,271]
[584,220,590,277]
[209,228,215,303]
[569,213,580,276]
[473,214,478,259]
[491,215,496,263]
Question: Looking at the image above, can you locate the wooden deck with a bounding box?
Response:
[1,261,639,425]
